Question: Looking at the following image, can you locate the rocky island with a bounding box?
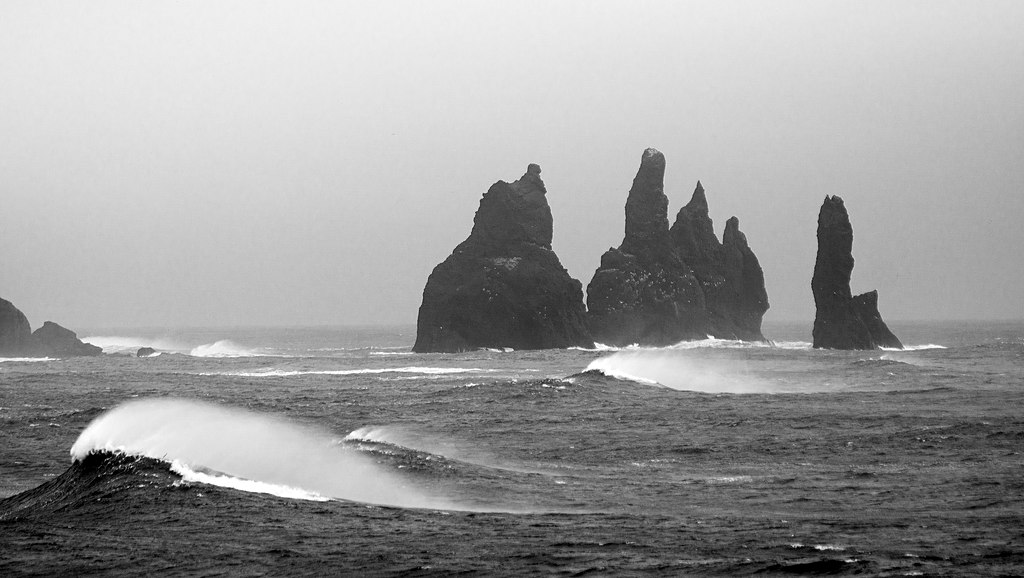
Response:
[413,164,594,352]
[586,148,769,346]
[811,195,902,349]
[0,297,102,357]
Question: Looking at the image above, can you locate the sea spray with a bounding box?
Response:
[70,398,454,508]
[189,340,264,358]
[585,350,774,393]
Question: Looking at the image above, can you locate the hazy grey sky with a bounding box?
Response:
[2,1,1022,329]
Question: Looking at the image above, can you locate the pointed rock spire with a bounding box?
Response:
[587,149,769,345]
[812,195,902,349]
[621,148,671,256]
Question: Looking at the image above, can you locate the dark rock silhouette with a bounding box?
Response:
[811,195,902,349]
[32,321,103,357]
[413,164,594,352]
[670,183,769,341]
[586,149,769,346]
[137,347,157,357]
[0,298,37,356]
[0,297,102,357]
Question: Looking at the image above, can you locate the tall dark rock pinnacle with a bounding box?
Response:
[586,149,769,346]
[811,195,902,349]
[413,164,594,352]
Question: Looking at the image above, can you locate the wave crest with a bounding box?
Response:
[585,351,773,393]
[189,340,264,358]
[69,398,451,508]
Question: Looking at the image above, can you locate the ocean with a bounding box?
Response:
[1,321,1022,576]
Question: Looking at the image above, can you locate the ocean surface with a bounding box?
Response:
[1,321,1022,576]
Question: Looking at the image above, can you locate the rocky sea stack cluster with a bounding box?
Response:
[586,148,769,346]
[811,196,902,350]
[0,297,102,357]
[413,149,771,352]
[413,164,594,353]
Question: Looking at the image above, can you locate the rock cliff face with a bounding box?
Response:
[0,297,102,357]
[586,149,769,346]
[413,164,594,352]
[811,196,902,350]
[0,298,37,355]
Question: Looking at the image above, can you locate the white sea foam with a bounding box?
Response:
[170,460,328,501]
[586,350,774,393]
[883,344,947,351]
[70,398,455,509]
[0,357,56,363]
[189,340,265,358]
[219,366,492,378]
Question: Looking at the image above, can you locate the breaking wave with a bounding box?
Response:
[883,344,947,351]
[69,398,453,508]
[189,340,265,358]
[584,351,774,393]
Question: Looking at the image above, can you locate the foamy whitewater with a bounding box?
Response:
[3,321,1022,575]
[69,398,448,508]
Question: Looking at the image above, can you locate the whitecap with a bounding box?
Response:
[71,398,454,509]
[189,340,266,358]
[883,344,947,351]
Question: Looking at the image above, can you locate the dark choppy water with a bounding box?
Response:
[2,321,1022,576]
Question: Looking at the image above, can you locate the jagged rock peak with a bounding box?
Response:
[469,163,553,249]
[622,148,670,254]
[684,180,708,214]
[723,216,744,245]
[587,150,769,345]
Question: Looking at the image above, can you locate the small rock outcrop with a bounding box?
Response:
[0,298,37,355]
[136,347,157,357]
[586,149,769,346]
[32,321,103,357]
[811,196,902,349]
[413,164,594,352]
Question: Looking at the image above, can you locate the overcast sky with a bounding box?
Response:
[2,1,1022,330]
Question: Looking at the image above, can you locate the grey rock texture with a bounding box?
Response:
[811,195,902,349]
[413,164,594,352]
[586,149,769,346]
[0,297,102,357]
[0,298,37,355]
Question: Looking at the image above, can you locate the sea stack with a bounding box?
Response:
[413,164,594,352]
[586,148,769,346]
[811,196,902,349]
[0,297,103,357]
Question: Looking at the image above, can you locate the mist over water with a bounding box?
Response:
[587,350,775,394]
[70,398,455,509]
